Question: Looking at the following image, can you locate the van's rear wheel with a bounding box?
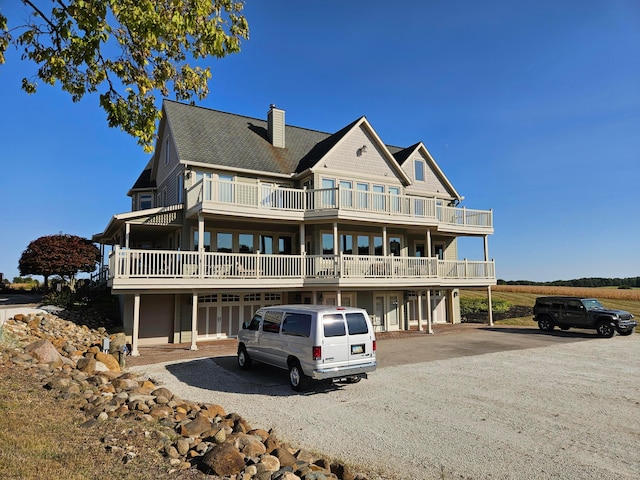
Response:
[237,347,252,370]
[289,361,309,391]
[346,376,362,384]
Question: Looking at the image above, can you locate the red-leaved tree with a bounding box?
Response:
[18,234,100,291]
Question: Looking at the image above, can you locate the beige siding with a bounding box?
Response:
[322,125,403,185]
[156,133,180,186]
[403,151,454,199]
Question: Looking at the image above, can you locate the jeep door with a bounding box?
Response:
[565,299,588,327]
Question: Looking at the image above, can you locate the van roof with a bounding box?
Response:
[257,304,367,314]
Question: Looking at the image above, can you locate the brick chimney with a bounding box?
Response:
[267,104,285,148]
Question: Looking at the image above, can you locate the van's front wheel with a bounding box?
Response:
[237,347,252,370]
[289,361,309,391]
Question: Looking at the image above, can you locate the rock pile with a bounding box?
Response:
[0,312,369,480]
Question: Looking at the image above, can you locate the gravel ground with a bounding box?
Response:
[131,336,640,479]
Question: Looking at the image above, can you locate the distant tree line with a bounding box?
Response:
[497,277,640,288]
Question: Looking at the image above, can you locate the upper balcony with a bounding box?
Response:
[102,247,495,291]
[186,178,493,234]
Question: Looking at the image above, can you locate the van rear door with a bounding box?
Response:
[320,313,349,370]
[345,311,375,367]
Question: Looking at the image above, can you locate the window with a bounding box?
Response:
[389,237,401,256]
[282,313,312,337]
[177,173,184,203]
[195,171,212,200]
[322,233,334,255]
[278,236,292,254]
[356,183,369,209]
[194,231,211,252]
[415,159,425,182]
[262,311,283,333]
[246,313,262,331]
[139,194,152,210]
[388,186,400,213]
[340,234,353,254]
[219,174,234,202]
[340,180,353,207]
[373,185,385,211]
[239,233,254,253]
[567,300,583,311]
[321,178,335,207]
[374,236,383,256]
[260,235,273,254]
[346,312,369,335]
[217,233,232,253]
[323,314,346,337]
[357,235,370,255]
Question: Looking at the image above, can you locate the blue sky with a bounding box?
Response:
[0,0,638,283]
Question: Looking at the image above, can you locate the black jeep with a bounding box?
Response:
[533,296,636,338]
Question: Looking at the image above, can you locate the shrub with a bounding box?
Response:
[460,297,511,315]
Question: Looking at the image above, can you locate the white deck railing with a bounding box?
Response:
[185,179,492,230]
[107,247,495,282]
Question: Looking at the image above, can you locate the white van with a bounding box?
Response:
[237,305,377,391]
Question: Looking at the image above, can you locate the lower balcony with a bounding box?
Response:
[102,247,495,291]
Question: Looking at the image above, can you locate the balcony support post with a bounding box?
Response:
[191,292,198,350]
[487,286,494,326]
[426,289,433,334]
[131,294,140,356]
[483,235,489,261]
[417,291,423,332]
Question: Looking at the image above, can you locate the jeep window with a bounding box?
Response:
[567,300,583,311]
[281,313,312,337]
[346,312,369,335]
[536,298,552,307]
[246,313,262,331]
[582,299,604,309]
[323,314,346,337]
[262,311,283,334]
[552,301,564,309]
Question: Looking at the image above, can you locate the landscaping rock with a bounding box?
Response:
[201,443,245,476]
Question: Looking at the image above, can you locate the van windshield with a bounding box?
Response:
[346,312,369,335]
[323,314,346,337]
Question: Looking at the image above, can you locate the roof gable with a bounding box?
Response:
[301,117,411,184]
[398,142,461,200]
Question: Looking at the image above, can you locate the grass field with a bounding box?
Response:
[461,285,640,321]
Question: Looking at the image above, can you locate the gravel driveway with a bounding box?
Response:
[131,334,640,479]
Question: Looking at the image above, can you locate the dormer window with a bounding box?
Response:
[414,159,425,182]
[139,193,153,210]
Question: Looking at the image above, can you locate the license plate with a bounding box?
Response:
[351,344,364,354]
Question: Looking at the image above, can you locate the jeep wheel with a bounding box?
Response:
[237,347,252,370]
[288,361,309,392]
[537,316,555,332]
[596,321,616,338]
[619,328,635,336]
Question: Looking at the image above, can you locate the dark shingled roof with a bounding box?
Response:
[130,159,155,191]
[391,142,421,166]
[163,100,338,175]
